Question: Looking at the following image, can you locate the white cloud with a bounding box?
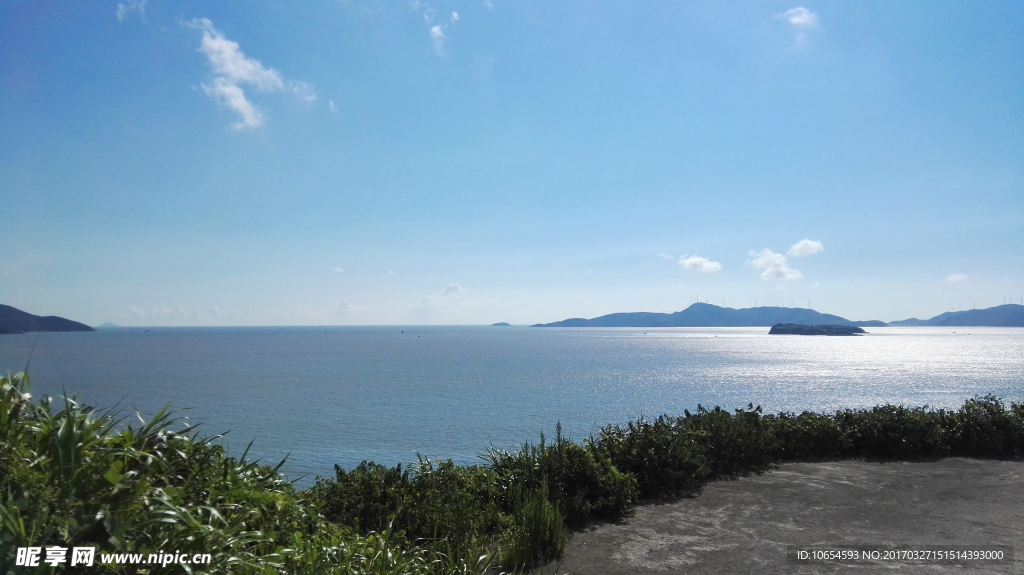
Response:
[387,270,395,275]
[410,1,456,55]
[660,252,722,273]
[192,19,283,89]
[679,255,723,273]
[116,0,147,22]
[291,81,317,103]
[749,249,802,281]
[788,239,824,257]
[440,283,462,297]
[211,306,242,317]
[336,298,368,316]
[188,18,314,129]
[202,78,263,129]
[776,7,818,29]
[328,100,337,113]
[409,283,464,320]
[946,273,968,283]
[430,25,446,53]
[276,304,316,322]
[333,267,345,273]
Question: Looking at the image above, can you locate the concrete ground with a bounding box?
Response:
[541,458,1023,575]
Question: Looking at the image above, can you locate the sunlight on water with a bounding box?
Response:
[2,326,1021,485]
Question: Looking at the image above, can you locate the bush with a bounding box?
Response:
[499,481,567,572]
[950,395,1024,457]
[308,458,505,561]
[0,371,491,575]
[597,415,709,498]
[767,411,843,460]
[486,424,637,525]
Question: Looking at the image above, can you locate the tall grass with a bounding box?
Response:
[0,371,493,575]
[3,367,1022,573]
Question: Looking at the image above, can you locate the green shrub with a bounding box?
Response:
[949,395,1023,457]
[597,415,709,498]
[767,411,843,460]
[834,404,952,458]
[499,481,567,572]
[308,458,505,561]
[486,424,637,525]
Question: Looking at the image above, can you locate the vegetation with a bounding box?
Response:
[0,371,491,575]
[2,368,1022,574]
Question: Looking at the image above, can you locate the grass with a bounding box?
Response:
[0,371,493,575]
[2,368,1022,573]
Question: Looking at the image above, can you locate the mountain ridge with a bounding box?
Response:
[0,304,96,334]
[532,303,884,328]
[533,303,1024,328]
[889,304,1024,327]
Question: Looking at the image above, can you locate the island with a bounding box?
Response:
[0,304,96,334]
[490,322,512,327]
[768,323,865,336]
[889,304,1024,327]
[533,302,1024,328]
[533,302,884,328]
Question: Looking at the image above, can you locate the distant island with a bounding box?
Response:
[0,304,96,334]
[769,323,865,336]
[532,302,885,328]
[889,304,1024,327]
[96,322,120,328]
[533,302,1024,328]
[490,322,512,327]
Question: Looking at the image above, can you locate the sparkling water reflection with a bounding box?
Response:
[1,326,1021,485]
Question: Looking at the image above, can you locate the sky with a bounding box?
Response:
[1,1,1022,326]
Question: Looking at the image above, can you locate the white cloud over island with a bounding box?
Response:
[680,255,722,273]
[749,248,802,281]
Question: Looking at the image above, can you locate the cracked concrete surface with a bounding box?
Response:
[540,459,1023,574]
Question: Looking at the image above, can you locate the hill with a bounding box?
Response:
[532,303,885,328]
[0,304,96,334]
[889,304,1024,327]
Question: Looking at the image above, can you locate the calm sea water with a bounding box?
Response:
[1,326,1021,485]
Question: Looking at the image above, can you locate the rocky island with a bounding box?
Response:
[769,323,865,336]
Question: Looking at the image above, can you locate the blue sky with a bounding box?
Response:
[1,1,1021,326]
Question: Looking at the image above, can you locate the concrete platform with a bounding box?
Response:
[542,458,1023,574]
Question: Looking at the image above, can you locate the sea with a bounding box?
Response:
[1,326,1021,486]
